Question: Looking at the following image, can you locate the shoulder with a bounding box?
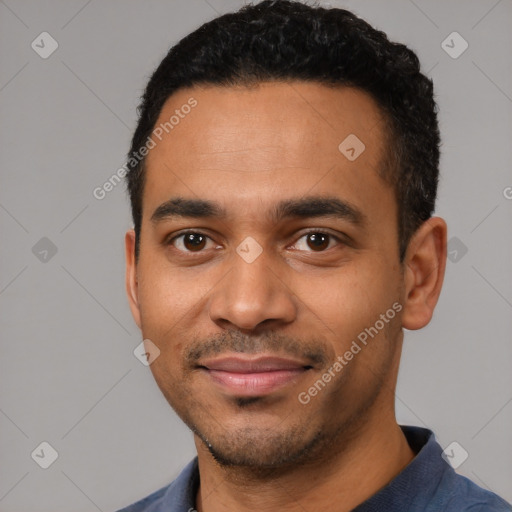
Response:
[115,458,199,512]
[428,463,511,512]
[115,483,170,512]
[117,484,172,512]
[398,427,511,512]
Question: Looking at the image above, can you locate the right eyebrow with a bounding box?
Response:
[151,197,225,223]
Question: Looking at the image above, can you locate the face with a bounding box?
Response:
[126,82,409,468]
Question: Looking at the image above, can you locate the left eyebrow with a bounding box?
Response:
[269,196,365,226]
[150,195,366,227]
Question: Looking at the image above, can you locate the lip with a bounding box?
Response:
[198,355,312,397]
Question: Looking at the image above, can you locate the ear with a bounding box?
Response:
[125,229,141,329]
[401,216,447,330]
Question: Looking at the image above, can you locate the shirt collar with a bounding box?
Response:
[352,426,446,510]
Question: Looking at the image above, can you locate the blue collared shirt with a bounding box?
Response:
[116,426,511,511]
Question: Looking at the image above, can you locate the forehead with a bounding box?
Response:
[143,82,393,223]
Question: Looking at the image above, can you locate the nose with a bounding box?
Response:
[207,248,297,332]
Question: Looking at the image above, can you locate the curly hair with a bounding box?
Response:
[126,0,440,261]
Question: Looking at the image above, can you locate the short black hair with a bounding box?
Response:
[126,0,440,261]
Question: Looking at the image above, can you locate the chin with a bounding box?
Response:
[194,421,328,470]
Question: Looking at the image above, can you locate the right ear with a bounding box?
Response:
[125,229,141,329]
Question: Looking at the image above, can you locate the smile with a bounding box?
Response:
[198,355,313,397]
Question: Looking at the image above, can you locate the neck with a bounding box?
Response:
[194,414,415,512]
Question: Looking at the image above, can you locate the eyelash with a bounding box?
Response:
[166,229,345,254]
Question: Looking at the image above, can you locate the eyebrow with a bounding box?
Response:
[150,195,365,226]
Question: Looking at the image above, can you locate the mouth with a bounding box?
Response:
[198,355,314,397]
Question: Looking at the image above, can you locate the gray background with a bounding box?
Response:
[0,0,511,510]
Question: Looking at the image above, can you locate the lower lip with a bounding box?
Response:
[205,368,307,396]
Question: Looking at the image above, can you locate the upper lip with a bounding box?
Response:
[199,355,312,373]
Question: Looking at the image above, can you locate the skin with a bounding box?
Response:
[125,82,447,511]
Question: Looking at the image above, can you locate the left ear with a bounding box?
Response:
[401,216,447,330]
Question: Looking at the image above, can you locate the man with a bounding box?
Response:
[118,1,511,510]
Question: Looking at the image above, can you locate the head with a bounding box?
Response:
[124,0,446,469]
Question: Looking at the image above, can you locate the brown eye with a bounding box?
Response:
[170,232,214,253]
[291,231,341,252]
[306,232,330,251]
[183,233,206,251]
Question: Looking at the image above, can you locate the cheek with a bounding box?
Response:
[289,260,400,347]
[136,265,196,359]
[137,256,204,324]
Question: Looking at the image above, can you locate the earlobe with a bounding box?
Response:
[401,217,447,330]
[125,229,141,329]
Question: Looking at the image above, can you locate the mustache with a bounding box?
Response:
[185,330,330,369]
